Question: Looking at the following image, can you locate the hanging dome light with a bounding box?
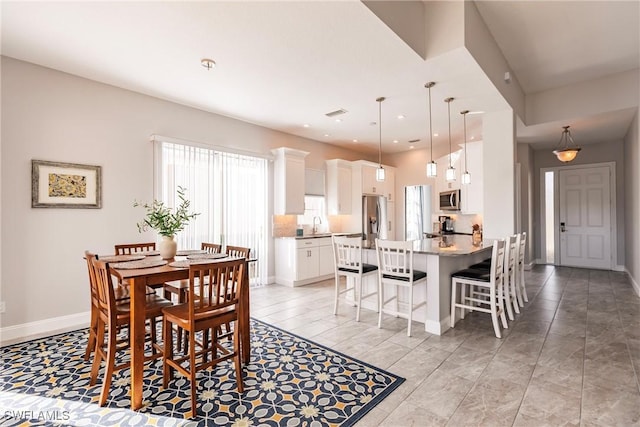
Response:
[445,97,456,182]
[376,97,386,182]
[553,125,581,162]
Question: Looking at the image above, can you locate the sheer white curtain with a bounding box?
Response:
[155,139,268,284]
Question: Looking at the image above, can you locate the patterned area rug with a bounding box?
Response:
[0,319,404,426]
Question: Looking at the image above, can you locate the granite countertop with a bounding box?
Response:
[276,233,360,240]
[410,235,492,256]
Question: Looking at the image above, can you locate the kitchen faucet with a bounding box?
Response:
[313,216,322,234]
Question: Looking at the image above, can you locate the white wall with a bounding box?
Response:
[624,111,639,291]
[517,143,535,264]
[482,109,516,240]
[526,69,639,126]
[0,57,374,329]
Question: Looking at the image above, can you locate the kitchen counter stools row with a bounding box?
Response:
[333,235,494,336]
[332,235,427,337]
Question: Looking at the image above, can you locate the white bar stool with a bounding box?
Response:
[375,238,427,337]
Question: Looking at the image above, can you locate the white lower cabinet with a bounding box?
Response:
[275,237,334,287]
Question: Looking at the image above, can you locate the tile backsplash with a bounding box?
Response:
[272,215,297,237]
[433,213,483,234]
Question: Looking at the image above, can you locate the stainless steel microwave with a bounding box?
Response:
[439,189,460,211]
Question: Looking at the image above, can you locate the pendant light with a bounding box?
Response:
[376,97,386,182]
[425,82,437,178]
[553,125,581,162]
[460,110,471,185]
[445,97,456,182]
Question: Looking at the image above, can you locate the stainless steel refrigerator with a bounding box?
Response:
[362,195,388,248]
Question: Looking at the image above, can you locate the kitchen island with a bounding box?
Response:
[356,235,492,335]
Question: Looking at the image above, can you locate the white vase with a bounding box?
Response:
[159,235,177,259]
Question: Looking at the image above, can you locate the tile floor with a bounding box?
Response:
[250,265,640,426]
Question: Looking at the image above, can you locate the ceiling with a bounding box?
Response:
[1,1,638,156]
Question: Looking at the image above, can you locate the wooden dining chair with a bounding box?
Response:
[202,242,222,254]
[114,242,156,255]
[164,242,225,350]
[225,245,250,258]
[162,258,246,418]
[89,257,173,406]
[83,251,156,361]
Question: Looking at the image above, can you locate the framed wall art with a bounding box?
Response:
[31,160,102,208]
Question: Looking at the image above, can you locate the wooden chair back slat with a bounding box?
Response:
[201,242,222,254]
[115,242,156,255]
[188,258,245,319]
[225,245,250,259]
[91,258,117,322]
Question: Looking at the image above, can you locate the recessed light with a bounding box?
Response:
[410,146,414,149]
[200,58,216,70]
[434,133,439,137]
[393,140,399,144]
[335,119,342,123]
[324,134,330,137]
[303,124,310,128]
[353,139,358,143]
[397,115,405,120]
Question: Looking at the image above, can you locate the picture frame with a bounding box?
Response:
[31,160,102,208]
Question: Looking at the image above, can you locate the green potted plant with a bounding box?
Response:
[134,186,199,259]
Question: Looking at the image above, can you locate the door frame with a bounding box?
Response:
[539,161,617,269]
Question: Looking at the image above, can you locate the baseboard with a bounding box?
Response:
[425,317,449,336]
[535,258,545,265]
[625,268,640,297]
[525,261,535,271]
[0,311,90,346]
[613,264,625,272]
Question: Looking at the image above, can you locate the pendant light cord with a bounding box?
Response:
[463,111,468,172]
[447,98,453,168]
[376,97,385,167]
[379,100,382,166]
[425,82,435,163]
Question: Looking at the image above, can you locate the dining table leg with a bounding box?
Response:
[129,277,145,410]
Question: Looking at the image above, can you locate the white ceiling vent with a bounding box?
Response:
[325,109,348,118]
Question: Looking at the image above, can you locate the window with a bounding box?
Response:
[297,195,327,230]
[155,139,268,284]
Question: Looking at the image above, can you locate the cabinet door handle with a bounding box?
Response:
[388,221,391,231]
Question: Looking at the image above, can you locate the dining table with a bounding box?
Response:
[110,252,252,411]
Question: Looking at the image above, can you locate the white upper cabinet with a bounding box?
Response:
[353,160,395,200]
[305,168,325,196]
[326,159,352,215]
[272,147,308,215]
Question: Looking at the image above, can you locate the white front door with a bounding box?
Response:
[558,166,612,269]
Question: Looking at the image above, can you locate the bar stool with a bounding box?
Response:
[451,239,507,338]
[332,235,378,322]
[470,234,520,320]
[375,239,427,337]
[516,232,529,306]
